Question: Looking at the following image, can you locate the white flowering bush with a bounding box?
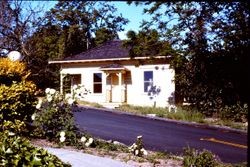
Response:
[31,88,91,147]
[129,135,148,157]
[71,84,89,101]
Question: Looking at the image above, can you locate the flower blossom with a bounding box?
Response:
[47,95,53,102]
[85,137,94,147]
[60,131,65,137]
[45,88,50,94]
[60,136,66,142]
[49,88,56,95]
[81,136,87,143]
[137,135,142,139]
[8,132,15,136]
[135,150,139,155]
[36,98,43,109]
[88,138,93,144]
[141,148,148,156]
[36,103,41,109]
[67,98,75,105]
[31,113,36,121]
[73,85,78,90]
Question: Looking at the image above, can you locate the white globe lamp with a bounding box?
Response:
[7,51,23,61]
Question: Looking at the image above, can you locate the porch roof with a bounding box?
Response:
[100,63,128,71]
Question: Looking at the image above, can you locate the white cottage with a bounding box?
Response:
[49,40,175,108]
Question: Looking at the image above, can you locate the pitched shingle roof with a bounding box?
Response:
[64,40,130,61]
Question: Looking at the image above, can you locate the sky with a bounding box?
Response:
[109,2,152,39]
[36,1,153,40]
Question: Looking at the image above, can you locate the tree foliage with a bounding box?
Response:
[0,1,129,90]
[26,1,128,89]
[0,0,44,56]
[123,29,178,58]
[129,1,249,115]
[43,1,128,58]
[0,58,36,123]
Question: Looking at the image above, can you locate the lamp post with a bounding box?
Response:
[7,51,23,61]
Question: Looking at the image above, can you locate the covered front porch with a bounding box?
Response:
[101,64,129,105]
[58,64,130,107]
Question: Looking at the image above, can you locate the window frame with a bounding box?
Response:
[143,71,153,93]
[93,73,103,94]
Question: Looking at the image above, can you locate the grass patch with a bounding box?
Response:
[117,104,247,130]
[94,139,129,153]
[77,100,104,108]
[118,104,205,123]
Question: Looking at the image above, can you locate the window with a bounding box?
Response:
[144,71,153,92]
[93,73,102,93]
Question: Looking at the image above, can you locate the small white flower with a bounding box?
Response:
[143,150,148,156]
[47,95,53,102]
[36,98,43,109]
[36,103,41,109]
[60,131,65,137]
[88,138,93,144]
[67,98,74,105]
[85,142,91,147]
[50,88,56,95]
[135,149,139,155]
[132,143,137,148]
[31,113,36,120]
[73,85,78,90]
[8,132,15,136]
[137,135,142,139]
[60,136,66,142]
[38,98,43,104]
[45,88,50,94]
[80,136,87,143]
[141,148,148,156]
[65,94,72,99]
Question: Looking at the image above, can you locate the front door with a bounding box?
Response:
[111,73,120,102]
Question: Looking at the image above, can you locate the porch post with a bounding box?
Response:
[118,72,122,102]
[104,73,110,102]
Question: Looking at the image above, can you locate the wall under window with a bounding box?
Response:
[93,73,102,93]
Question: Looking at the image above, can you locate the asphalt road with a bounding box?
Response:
[73,107,247,163]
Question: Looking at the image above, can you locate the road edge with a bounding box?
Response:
[77,105,247,134]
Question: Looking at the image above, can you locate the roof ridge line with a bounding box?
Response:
[68,40,123,60]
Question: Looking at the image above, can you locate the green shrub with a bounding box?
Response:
[169,106,205,123]
[183,147,219,167]
[0,120,71,166]
[219,103,248,122]
[0,58,36,123]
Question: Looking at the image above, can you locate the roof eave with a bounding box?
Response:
[48,56,169,64]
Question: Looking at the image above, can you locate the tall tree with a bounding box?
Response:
[123,29,177,58]
[94,28,119,46]
[43,1,129,58]
[128,1,249,114]
[24,1,128,89]
[0,0,44,57]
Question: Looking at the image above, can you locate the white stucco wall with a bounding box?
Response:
[60,63,175,108]
[125,64,175,107]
